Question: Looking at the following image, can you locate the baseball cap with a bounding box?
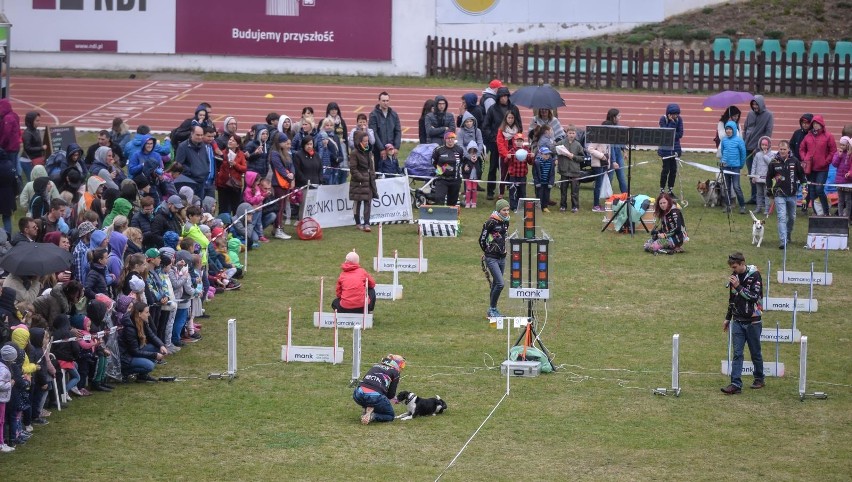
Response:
[168,195,185,209]
[539,146,551,155]
[489,79,503,89]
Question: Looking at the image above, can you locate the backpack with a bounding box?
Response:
[169,119,193,146]
[479,92,497,114]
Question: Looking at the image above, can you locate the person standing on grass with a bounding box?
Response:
[657,103,683,199]
[722,252,764,395]
[743,95,774,205]
[768,141,806,249]
[349,131,377,232]
[798,114,837,216]
[353,354,405,425]
[480,199,510,318]
[368,91,401,163]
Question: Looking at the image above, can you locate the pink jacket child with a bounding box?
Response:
[243,171,265,208]
[70,315,99,355]
[799,115,837,174]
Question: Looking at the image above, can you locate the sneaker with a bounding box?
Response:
[486,194,495,201]
[285,218,293,225]
[274,228,291,240]
[778,244,786,250]
[542,208,551,213]
[571,208,579,213]
[79,388,92,396]
[668,191,678,200]
[471,203,477,208]
[559,207,566,212]
[487,308,497,318]
[24,425,33,433]
[592,206,605,212]
[190,332,203,340]
[721,384,742,395]
[258,236,270,243]
[363,225,372,232]
[156,359,167,365]
[251,242,260,249]
[40,410,52,418]
[70,387,84,396]
[750,379,765,389]
[739,207,746,214]
[135,374,158,383]
[0,443,14,453]
[32,418,49,425]
[361,406,374,425]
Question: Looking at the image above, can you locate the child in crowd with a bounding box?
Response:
[462,141,481,208]
[227,237,245,272]
[533,146,556,213]
[258,179,279,233]
[831,136,851,219]
[377,143,403,178]
[505,134,532,211]
[750,136,774,215]
[242,172,267,245]
[169,251,194,347]
[555,125,586,213]
[0,344,14,452]
[348,113,375,151]
[232,203,255,247]
[316,131,339,185]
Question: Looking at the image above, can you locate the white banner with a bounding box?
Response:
[301,176,413,229]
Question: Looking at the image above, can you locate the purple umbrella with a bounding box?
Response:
[702,90,754,108]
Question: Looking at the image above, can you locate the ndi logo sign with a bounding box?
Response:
[33,0,147,10]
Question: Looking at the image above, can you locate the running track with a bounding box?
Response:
[10,76,852,150]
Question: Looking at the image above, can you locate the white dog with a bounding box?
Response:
[749,211,765,247]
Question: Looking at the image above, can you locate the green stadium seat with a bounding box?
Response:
[712,37,733,60]
[785,40,806,79]
[808,40,831,80]
[735,38,757,77]
[833,41,852,81]
[762,40,783,79]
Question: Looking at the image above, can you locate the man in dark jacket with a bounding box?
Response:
[174,126,209,198]
[482,87,522,200]
[131,196,156,236]
[150,195,184,238]
[424,95,456,145]
[368,91,401,163]
[788,113,813,164]
[722,252,764,395]
[743,95,774,204]
[11,217,38,246]
[768,140,806,249]
[658,103,684,198]
[352,354,405,424]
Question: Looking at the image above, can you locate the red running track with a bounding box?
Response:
[10,76,852,150]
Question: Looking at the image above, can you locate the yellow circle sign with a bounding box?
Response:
[453,0,498,15]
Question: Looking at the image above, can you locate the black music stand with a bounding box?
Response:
[586,126,676,236]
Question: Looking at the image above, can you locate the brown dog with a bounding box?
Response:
[697,179,721,207]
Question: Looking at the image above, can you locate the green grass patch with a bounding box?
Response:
[3,151,851,480]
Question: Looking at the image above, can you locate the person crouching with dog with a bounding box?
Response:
[480,199,510,318]
[644,193,686,255]
[331,250,376,314]
[353,354,405,424]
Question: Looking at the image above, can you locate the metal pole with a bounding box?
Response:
[792,291,798,334]
[808,262,814,313]
[775,321,780,375]
[243,214,249,271]
[671,334,680,394]
[765,259,771,302]
[799,336,808,400]
[318,276,324,329]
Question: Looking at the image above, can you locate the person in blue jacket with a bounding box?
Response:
[720,120,747,214]
[658,104,684,198]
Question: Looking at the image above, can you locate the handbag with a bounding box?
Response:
[224,174,242,191]
[273,169,291,190]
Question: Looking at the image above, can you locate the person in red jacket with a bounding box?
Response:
[331,250,376,314]
[799,115,837,215]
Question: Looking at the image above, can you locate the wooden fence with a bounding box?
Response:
[426,36,852,97]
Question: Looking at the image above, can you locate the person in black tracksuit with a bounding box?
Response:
[767,141,806,248]
[352,354,405,424]
[721,252,764,394]
[480,199,510,318]
[431,132,465,206]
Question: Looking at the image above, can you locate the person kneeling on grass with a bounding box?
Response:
[353,354,405,425]
[643,192,687,255]
[331,250,376,314]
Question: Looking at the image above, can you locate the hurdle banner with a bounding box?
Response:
[759,328,802,343]
[283,307,344,364]
[763,297,817,312]
[313,311,374,329]
[374,249,404,300]
[777,271,832,285]
[720,361,784,377]
[373,223,428,272]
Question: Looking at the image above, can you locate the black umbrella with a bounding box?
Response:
[510,84,566,110]
[0,242,72,277]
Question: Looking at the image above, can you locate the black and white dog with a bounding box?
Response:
[395,391,447,421]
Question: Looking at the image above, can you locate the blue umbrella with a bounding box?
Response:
[702,90,754,108]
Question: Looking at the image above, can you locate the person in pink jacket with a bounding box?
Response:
[331,251,376,314]
[831,136,852,218]
[799,115,837,215]
[242,171,268,244]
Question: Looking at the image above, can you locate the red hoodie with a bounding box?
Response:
[799,115,837,174]
[336,261,376,310]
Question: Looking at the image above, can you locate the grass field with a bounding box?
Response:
[4,150,851,481]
